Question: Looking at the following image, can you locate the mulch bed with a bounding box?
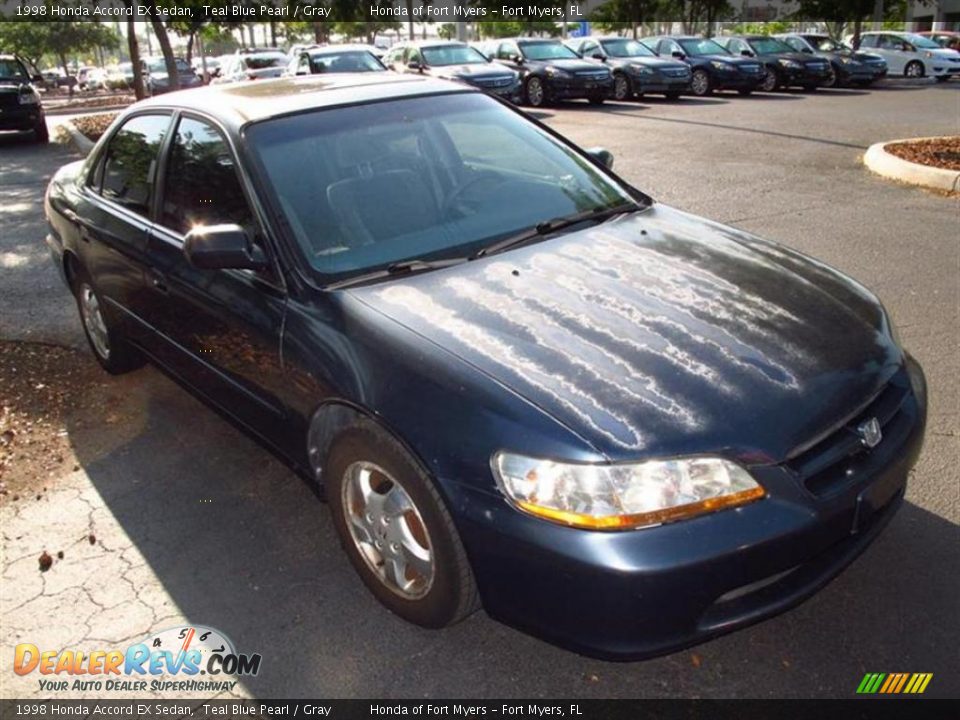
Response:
[885,136,960,172]
[71,112,119,142]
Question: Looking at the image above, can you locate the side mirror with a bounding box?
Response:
[407,60,422,71]
[511,54,524,64]
[671,50,686,60]
[801,47,814,54]
[183,225,268,271]
[591,52,605,61]
[741,49,754,57]
[586,147,614,170]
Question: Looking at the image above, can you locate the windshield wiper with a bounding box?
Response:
[326,257,468,290]
[471,201,642,260]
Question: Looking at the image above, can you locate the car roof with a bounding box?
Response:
[132,73,471,129]
[305,44,379,55]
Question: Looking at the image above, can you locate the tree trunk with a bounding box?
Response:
[186,33,195,65]
[126,14,146,100]
[313,22,324,43]
[248,23,256,48]
[150,10,179,91]
[270,21,277,47]
[852,18,863,50]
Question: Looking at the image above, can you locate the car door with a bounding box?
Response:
[141,112,290,442]
[876,34,905,72]
[76,112,174,345]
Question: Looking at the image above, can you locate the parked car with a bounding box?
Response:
[40,69,77,92]
[855,31,960,81]
[383,40,519,101]
[564,36,691,100]
[717,35,833,91]
[776,33,888,87]
[215,48,288,83]
[76,66,107,92]
[0,54,47,142]
[106,62,135,91]
[288,45,387,76]
[44,74,927,660]
[475,37,612,107]
[191,56,221,82]
[141,56,202,95]
[915,30,960,51]
[640,36,765,96]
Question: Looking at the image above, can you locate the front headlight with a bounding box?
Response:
[840,57,855,65]
[778,59,802,68]
[628,63,654,75]
[493,452,765,530]
[19,91,40,105]
[545,66,571,77]
[710,60,734,71]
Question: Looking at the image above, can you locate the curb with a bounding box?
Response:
[863,137,960,193]
[59,119,94,156]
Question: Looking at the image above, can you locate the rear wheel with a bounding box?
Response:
[612,73,630,101]
[73,267,142,375]
[690,68,711,96]
[327,423,480,628]
[904,60,924,78]
[524,76,546,107]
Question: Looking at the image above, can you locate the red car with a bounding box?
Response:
[916,31,960,51]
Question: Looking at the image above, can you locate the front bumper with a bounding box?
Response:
[780,65,833,86]
[0,105,43,131]
[443,356,926,660]
[634,74,691,94]
[714,72,764,91]
[546,76,613,100]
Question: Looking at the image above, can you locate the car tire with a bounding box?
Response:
[73,267,143,375]
[612,73,631,101]
[524,76,546,107]
[904,60,924,78]
[760,69,779,92]
[690,68,712,96]
[327,422,480,628]
[32,118,49,143]
[824,67,840,88]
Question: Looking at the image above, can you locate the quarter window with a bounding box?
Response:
[99,114,170,217]
[160,116,254,236]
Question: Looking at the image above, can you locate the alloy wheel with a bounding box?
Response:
[613,74,630,100]
[80,284,110,360]
[526,77,545,107]
[760,69,778,92]
[341,461,435,599]
[905,61,924,78]
[691,69,710,96]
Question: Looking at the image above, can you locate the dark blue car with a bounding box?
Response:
[44,74,926,660]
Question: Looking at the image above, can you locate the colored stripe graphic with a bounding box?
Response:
[857,673,932,694]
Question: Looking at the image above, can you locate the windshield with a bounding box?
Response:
[309,51,383,73]
[904,33,942,49]
[421,45,488,66]
[147,59,190,73]
[600,39,654,58]
[678,39,730,56]
[247,93,634,283]
[243,53,286,70]
[520,41,579,60]
[0,58,28,81]
[748,37,795,54]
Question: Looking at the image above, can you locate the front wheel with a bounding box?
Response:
[690,68,711,96]
[327,424,480,628]
[524,76,546,107]
[760,69,779,92]
[612,73,631,100]
[74,269,142,374]
[823,67,840,88]
[904,60,924,79]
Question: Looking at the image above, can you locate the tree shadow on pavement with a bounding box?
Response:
[65,363,960,698]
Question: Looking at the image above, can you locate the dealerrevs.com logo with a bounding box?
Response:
[14,625,261,693]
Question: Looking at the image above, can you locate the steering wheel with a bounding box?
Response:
[442,171,502,218]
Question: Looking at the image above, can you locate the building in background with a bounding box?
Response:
[907,0,960,30]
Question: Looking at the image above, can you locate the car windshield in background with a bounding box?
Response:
[309,51,383,73]
[749,38,794,54]
[678,38,730,56]
[244,53,286,69]
[0,58,27,80]
[147,59,191,73]
[519,41,580,60]
[806,36,844,52]
[247,93,632,283]
[421,45,488,66]
[600,39,655,58]
[904,34,942,49]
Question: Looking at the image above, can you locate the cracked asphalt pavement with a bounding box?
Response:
[0,81,957,699]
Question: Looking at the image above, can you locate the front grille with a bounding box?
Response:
[662,67,690,77]
[741,64,762,73]
[475,76,514,88]
[0,93,20,109]
[806,62,829,71]
[574,70,609,80]
[785,369,911,497]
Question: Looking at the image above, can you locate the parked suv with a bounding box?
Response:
[856,31,960,81]
[777,34,887,87]
[384,41,520,101]
[477,38,612,107]
[718,35,832,92]
[141,56,202,95]
[564,36,690,100]
[0,54,47,142]
[640,36,765,96]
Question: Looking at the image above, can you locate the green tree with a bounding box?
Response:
[438,23,457,40]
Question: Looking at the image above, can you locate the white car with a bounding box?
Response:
[854,31,960,81]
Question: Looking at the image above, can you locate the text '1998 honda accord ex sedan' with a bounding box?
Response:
[44,74,926,660]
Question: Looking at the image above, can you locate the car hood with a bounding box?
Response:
[348,205,901,464]
[612,56,686,70]
[698,54,759,67]
[530,57,602,72]
[430,64,513,80]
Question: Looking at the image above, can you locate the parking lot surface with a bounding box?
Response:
[1,80,957,699]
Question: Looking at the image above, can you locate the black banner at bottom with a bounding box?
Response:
[1,699,957,720]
